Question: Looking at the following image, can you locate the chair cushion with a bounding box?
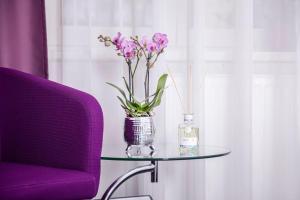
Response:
[0,162,97,200]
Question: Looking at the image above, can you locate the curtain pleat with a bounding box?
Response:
[0,0,48,78]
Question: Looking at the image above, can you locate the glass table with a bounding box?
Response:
[100,144,230,200]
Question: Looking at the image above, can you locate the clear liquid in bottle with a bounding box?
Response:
[178,114,199,155]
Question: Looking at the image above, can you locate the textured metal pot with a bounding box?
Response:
[124,116,155,146]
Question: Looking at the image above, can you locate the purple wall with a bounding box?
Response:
[0,0,48,78]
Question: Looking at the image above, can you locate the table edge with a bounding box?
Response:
[101,150,231,162]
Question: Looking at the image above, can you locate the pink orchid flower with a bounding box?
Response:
[112,32,124,50]
[146,41,157,53]
[121,40,137,60]
[141,36,157,53]
[153,33,168,51]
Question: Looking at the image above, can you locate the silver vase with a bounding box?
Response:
[124,116,155,153]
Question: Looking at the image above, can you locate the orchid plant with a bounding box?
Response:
[98,32,168,117]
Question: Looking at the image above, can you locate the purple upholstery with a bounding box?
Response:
[0,67,104,199]
[0,162,96,200]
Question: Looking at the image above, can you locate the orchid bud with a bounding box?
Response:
[104,41,111,47]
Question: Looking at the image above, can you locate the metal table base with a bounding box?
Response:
[101,161,158,200]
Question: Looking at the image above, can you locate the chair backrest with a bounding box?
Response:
[0,67,104,191]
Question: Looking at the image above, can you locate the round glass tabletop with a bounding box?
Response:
[101,143,230,161]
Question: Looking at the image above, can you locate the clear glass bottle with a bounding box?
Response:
[178,114,199,155]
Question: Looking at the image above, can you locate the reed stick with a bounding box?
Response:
[167,67,185,113]
[187,64,192,114]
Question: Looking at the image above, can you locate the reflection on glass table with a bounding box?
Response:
[101,143,230,161]
[100,143,230,200]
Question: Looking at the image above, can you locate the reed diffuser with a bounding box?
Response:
[168,65,199,155]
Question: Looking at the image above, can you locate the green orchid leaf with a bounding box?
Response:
[107,82,139,110]
[153,90,164,107]
[133,101,142,108]
[106,82,128,101]
[148,74,168,109]
[156,74,168,92]
[121,105,129,111]
[132,102,141,110]
[141,90,159,103]
[141,103,150,109]
[116,96,128,108]
[125,100,139,111]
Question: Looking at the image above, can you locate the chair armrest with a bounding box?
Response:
[0,67,103,183]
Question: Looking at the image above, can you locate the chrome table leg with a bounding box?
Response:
[101,161,158,200]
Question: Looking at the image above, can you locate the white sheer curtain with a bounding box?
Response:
[45,0,300,199]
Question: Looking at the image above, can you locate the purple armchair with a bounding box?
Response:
[0,67,104,200]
